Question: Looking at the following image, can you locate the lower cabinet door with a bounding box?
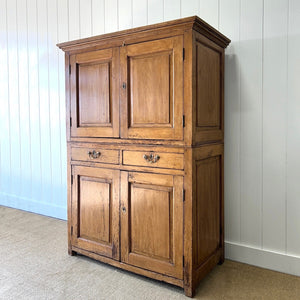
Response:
[71,166,120,260]
[120,171,183,279]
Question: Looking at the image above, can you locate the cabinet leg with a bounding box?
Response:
[218,257,225,265]
[218,248,225,265]
[68,246,77,256]
[184,285,195,298]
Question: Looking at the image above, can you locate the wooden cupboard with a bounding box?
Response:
[57,16,230,297]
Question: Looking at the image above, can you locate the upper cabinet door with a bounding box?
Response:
[70,48,119,138]
[120,36,183,140]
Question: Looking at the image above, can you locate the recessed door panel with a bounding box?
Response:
[130,52,171,126]
[120,172,183,279]
[78,62,111,126]
[71,166,119,259]
[120,36,183,140]
[70,48,119,138]
[131,183,172,260]
[79,178,110,244]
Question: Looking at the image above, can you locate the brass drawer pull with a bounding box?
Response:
[143,153,160,163]
[87,150,101,159]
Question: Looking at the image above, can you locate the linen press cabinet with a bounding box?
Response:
[57,16,230,297]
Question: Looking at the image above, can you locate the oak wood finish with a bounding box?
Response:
[120,36,183,140]
[193,31,225,145]
[70,48,119,138]
[73,246,184,288]
[58,16,230,298]
[71,147,120,164]
[121,172,183,279]
[71,166,120,260]
[123,150,184,170]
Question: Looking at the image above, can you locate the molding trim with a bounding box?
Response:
[0,193,67,220]
[225,241,300,277]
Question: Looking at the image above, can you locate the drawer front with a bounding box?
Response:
[71,147,119,164]
[123,150,184,170]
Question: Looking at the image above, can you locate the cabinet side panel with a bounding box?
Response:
[194,156,221,267]
[192,144,224,280]
[192,31,224,145]
[196,43,220,128]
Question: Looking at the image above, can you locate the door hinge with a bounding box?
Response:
[182,115,185,128]
[70,117,72,127]
[71,174,73,185]
[71,226,73,235]
[69,64,71,74]
[183,48,185,61]
[183,255,185,266]
[183,189,185,202]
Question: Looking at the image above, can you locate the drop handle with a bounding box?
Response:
[87,150,101,159]
[143,153,160,163]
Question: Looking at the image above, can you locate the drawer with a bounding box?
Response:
[123,150,184,170]
[71,147,119,164]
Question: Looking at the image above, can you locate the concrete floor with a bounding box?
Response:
[1,205,300,299]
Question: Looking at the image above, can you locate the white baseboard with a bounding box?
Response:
[1,193,299,278]
[0,192,67,220]
[225,241,300,277]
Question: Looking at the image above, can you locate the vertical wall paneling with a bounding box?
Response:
[69,0,80,40]
[286,0,300,256]
[148,0,164,25]
[0,0,3,192]
[1,0,300,272]
[262,0,288,253]
[48,0,63,213]
[239,0,263,247]
[79,0,92,38]
[27,0,42,205]
[58,0,69,219]
[132,0,148,27]
[199,0,219,29]
[219,0,241,244]
[57,0,69,44]
[7,0,21,198]
[37,0,52,208]
[0,0,10,199]
[181,0,199,17]
[105,0,118,33]
[164,0,180,21]
[17,0,31,199]
[91,0,105,36]
[118,0,132,30]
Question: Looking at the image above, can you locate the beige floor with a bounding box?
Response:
[0,206,299,300]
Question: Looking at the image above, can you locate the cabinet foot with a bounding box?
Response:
[184,285,195,298]
[68,247,77,256]
[218,251,225,265]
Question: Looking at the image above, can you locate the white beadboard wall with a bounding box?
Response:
[0,0,299,276]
